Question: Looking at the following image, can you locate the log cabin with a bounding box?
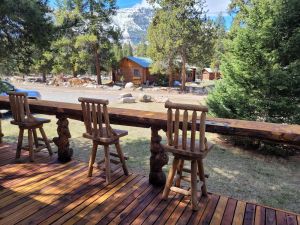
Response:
[201,68,221,80]
[116,56,153,85]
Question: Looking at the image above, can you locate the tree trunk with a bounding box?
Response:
[72,67,77,78]
[181,54,187,91]
[94,46,102,85]
[42,73,46,83]
[168,59,173,87]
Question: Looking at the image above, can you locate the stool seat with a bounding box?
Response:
[83,128,128,144]
[11,117,51,128]
[163,138,213,159]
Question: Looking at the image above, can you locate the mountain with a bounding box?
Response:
[112,0,155,45]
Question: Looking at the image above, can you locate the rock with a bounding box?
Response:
[154,96,169,103]
[138,94,152,102]
[125,82,134,89]
[119,93,133,98]
[112,85,122,90]
[119,97,136,103]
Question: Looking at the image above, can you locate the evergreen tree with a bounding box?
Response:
[135,42,148,57]
[148,0,214,89]
[123,43,133,56]
[210,13,226,72]
[207,0,300,124]
[0,0,53,76]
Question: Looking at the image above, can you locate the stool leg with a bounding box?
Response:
[16,128,24,159]
[39,127,53,156]
[115,142,128,176]
[191,160,199,210]
[162,157,179,200]
[33,129,39,149]
[104,145,111,184]
[175,159,184,187]
[88,141,98,177]
[197,159,208,197]
[28,129,34,162]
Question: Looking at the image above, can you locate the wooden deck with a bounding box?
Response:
[0,143,299,225]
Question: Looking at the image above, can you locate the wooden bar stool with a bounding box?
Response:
[78,97,129,184]
[8,92,53,162]
[162,101,213,211]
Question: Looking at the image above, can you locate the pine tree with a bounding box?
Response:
[135,42,148,57]
[148,0,214,89]
[123,43,133,57]
[0,0,53,76]
[207,0,300,124]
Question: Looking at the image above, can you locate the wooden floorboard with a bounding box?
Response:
[0,143,299,225]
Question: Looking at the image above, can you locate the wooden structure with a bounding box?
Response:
[162,101,213,210]
[117,56,152,85]
[79,97,128,183]
[7,92,52,161]
[0,96,300,186]
[0,143,299,224]
[202,68,221,80]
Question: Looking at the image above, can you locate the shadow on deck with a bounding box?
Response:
[0,143,299,225]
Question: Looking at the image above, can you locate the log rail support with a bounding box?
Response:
[53,114,73,163]
[149,126,169,186]
[0,113,3,144]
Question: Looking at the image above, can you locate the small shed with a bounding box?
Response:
[117,56,152,85]
[201,68,221,80]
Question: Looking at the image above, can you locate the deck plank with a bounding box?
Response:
[232,200,247,225]
[0,143,299,225]
[286,214,298,225]
[221,198,238,225]
[210,196,228,225]
[198,194,220,225]
[243,203,256,225]
[255,206,266,225]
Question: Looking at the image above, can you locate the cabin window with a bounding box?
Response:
[133,69,141,77]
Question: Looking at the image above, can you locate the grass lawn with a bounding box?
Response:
[1,114,300,214]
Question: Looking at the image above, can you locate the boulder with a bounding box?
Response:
[112,85,122,90]
[138,94,152,102]
[119,93,133,98]
[125,82,134,89]
[119,97,136,103]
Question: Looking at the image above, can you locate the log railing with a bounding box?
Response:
[1,96,300,186]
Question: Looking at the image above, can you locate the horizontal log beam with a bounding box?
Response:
[0,96,299,146]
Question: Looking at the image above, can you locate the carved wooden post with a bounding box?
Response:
[149,126,169,186]
[0,113,3,144]
[53,115,73,163]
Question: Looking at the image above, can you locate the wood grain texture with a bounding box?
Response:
[1,96,299,145]
[0,143,299,225]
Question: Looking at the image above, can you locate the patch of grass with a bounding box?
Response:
[1,115,299,213]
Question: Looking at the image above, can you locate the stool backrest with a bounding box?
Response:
[78,97,114,138]
[8,92,31,123]
[165,101,208,152]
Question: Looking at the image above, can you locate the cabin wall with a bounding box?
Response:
[202,70,221,80]
[117,59,149,85]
